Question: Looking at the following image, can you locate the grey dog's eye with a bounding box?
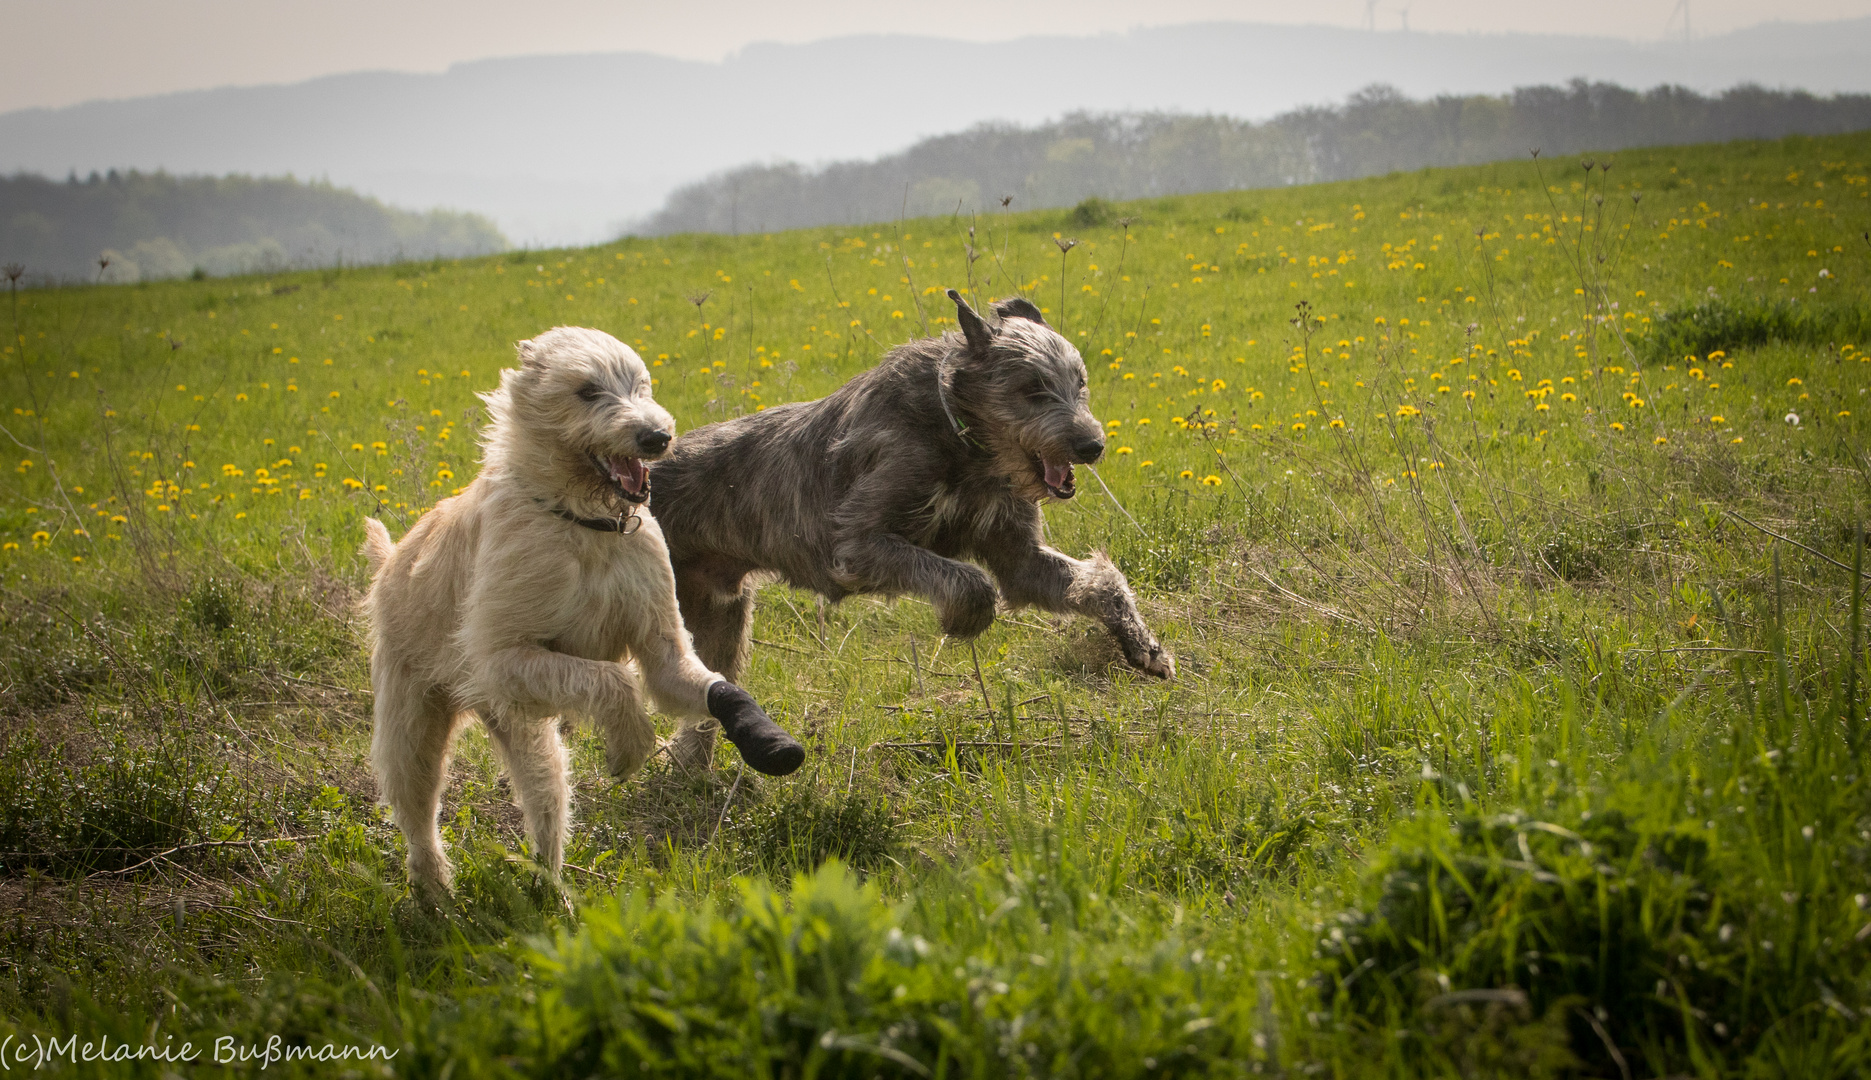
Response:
[576,384,604,403]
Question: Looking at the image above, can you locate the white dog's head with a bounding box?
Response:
[480,326,675,508]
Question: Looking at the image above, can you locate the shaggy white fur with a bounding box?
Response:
[361,326,721,894]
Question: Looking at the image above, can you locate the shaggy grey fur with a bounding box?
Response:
[650,291,1174,767]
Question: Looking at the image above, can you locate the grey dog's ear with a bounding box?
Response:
[992,297,1047,326]
[515,338,542,368]
[948,289,992,357]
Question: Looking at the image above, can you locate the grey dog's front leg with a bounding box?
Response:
[991,544,1174,678]
[832,532,999,637]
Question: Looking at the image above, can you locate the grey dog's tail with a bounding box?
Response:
[361,517,395,576]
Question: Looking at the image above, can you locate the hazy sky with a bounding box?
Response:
[6,0,1870,113]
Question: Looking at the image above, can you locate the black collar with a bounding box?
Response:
[536,499,642,534]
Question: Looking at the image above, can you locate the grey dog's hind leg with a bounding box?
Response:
[990,544,1174,678]
[667,569,754,771]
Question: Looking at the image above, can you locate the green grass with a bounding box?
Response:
[2,131,1869,1076]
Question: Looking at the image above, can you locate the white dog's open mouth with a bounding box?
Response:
[593,452,650,503]
[1037,457,1076,500]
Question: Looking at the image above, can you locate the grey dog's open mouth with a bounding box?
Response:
[1037,457,1076,500]
[592,452,650,504]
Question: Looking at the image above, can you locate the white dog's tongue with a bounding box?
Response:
[608,455,647,495]
[1044,460,1074,493]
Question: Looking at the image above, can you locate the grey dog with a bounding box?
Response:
[650,290,1174,767]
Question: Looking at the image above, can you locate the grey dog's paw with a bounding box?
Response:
[938,570,999,638]
[1122,635,1176,679]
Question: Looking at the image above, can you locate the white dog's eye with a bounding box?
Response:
[576,384,604,403]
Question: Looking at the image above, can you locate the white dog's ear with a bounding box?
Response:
[515,338,542,368]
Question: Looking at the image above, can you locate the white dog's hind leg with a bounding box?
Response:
[593,661,656,779]
[667,715,721,773]
[371,683,460,895]
[484,716,571,879]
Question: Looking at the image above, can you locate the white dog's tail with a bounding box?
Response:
[361,517,395,577]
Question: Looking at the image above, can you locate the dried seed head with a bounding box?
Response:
[1581,158,1595,171]
[2,263,22,284]
[1000,196,1013,209]
[687,291,710,308]
[1054,237,1079,254]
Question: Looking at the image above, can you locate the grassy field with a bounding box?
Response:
[3,131,1870,1076]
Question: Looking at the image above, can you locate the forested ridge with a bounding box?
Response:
[641,80,1871,234]
[1,170,505,283]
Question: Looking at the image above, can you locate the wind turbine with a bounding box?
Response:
[1666,0,1691,43]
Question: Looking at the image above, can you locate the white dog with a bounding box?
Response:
[360,326,803,894]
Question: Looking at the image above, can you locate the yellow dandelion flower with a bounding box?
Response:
[1179,470,1194,479]
[1787,377,1803,386]
[1292,422,1307,431]
[1610,422,1625,432]
[1201,475,1222,486]
[1710,415,1725,424]
[1329,418,1345,429]
[1115,446,1133,455]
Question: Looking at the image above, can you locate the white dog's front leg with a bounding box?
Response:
[632,631,719,718]
[470,644,637,720]
[592,661,656,779]
[482,716,570,878]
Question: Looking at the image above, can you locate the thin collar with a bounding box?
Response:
[536,498,642,534]
[935,359,981,449]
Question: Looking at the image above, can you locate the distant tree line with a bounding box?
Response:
[637,81,1871,235]
[0,170,506,285]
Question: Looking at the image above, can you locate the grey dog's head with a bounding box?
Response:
[480,326,675,506]
[945,290,1105,502]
